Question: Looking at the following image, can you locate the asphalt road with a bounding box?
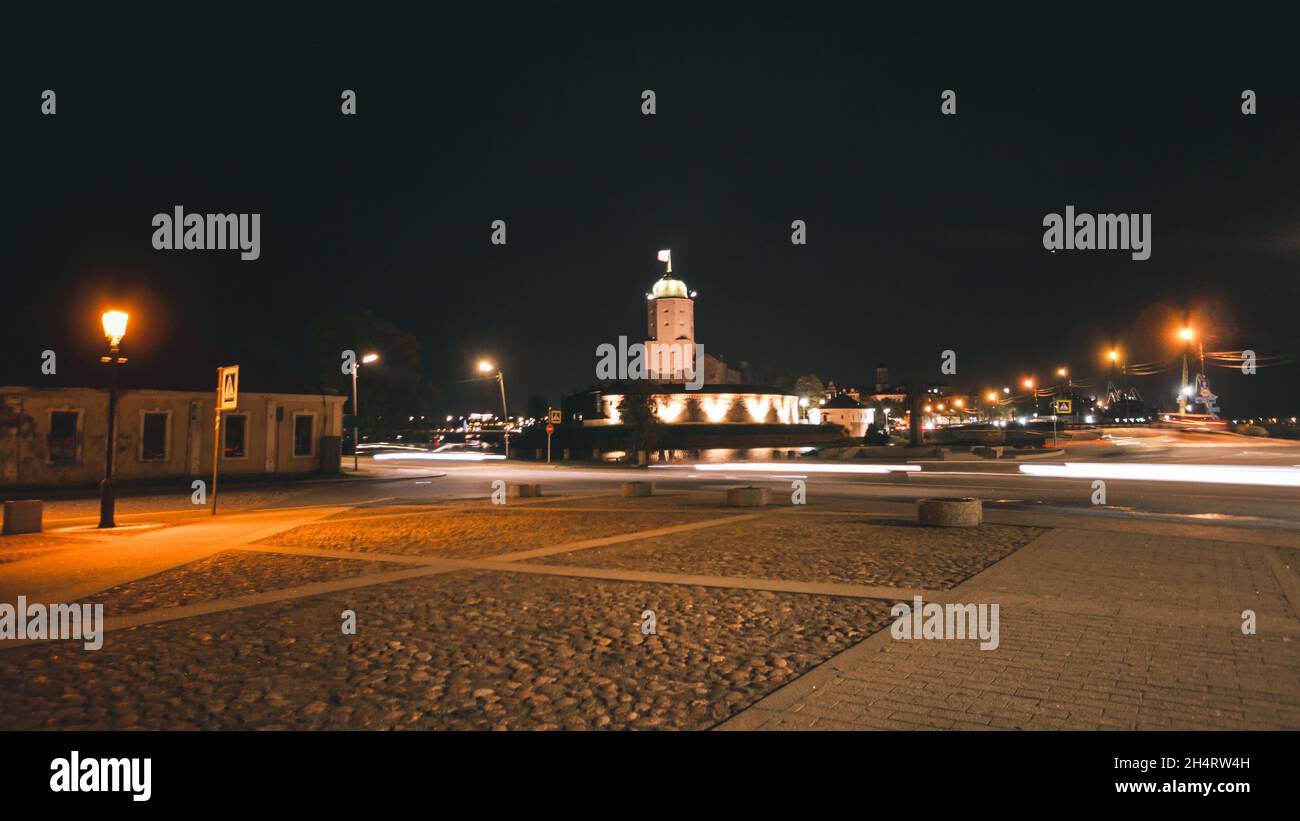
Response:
[36,427,1300,533]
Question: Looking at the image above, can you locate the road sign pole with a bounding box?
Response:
[212,368,221,515]
[547,429,552,463]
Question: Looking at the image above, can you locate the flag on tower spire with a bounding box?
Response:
[657,249,672,273]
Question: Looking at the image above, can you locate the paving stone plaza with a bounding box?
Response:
[2,490,1296,731]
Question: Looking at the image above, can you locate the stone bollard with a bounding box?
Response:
[562,448,571,460]
[508,483,543,498]
[622,481,653,497]
[726,486,770,507]
[2,500,43,535]
[917,497,982,527]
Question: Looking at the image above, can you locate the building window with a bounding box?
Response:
[293,414,314,457]
[141,412,169,461]
[48,411,80,463]
[224,414,247,459]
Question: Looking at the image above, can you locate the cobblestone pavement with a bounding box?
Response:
[95,551,414,617]
[259,507,716,559]
[533,515,1043,589]
[1,490,1296,730]
[0,571,890,730]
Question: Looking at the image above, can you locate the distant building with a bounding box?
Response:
[566,264,797,427]
[809,393,873,438]
[644,271,743,384]
[0,386,346,488]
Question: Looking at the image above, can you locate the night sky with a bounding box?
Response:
[6,7,1299,417]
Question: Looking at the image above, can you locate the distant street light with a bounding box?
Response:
[478,360,510,458]
[98,310,129,528]
[352,352,379,470]
[1177,327,1195,413]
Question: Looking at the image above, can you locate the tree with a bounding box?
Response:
[310,311,438,440]
[794,373,826,402]
[525,394,550,422]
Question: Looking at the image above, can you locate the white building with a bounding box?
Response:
[808,393,873,438]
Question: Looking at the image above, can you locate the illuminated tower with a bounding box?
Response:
[645,251,696,381]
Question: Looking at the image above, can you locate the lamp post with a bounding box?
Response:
[1178,327,1194,414]
[478,360,510,458]
[351,352,379,470]
[98,310,129,528]
[1107,349,1127,418]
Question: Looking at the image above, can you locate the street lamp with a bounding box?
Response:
[351,352,379,470]
[478,359,510,458]
[1177,327,1195,414]
[98,310,129,528]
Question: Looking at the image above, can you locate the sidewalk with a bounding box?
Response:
[0,507,347,604]
[719,524,1300,730]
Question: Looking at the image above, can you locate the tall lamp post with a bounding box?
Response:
[1107,349,1126,417]
[478,360,510,458]
[1177,327,1194,414]
[351,352,379,470]
[98,310,129,528]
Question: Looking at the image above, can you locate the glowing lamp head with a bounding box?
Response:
[1108,350,1119,362]
[101,310,129,345]
[1057,367,1067,377]
[477,360,495,374]
[1023,378,1034,389]
[362,353,379,364]
[1179,327,1194,342]
[986,392,998,402]
[954,399,964,408]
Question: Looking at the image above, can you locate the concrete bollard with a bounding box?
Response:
[726,486,769,507]
[562,448,571,460]
[508,483,543,498]
[917,497,982,527]
[622,481,653,497]
[2,500,43,535]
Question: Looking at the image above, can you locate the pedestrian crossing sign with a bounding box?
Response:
[1054,399,1072,415]
[219,365,239,410]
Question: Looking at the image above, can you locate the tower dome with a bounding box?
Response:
[651,273,690,300]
